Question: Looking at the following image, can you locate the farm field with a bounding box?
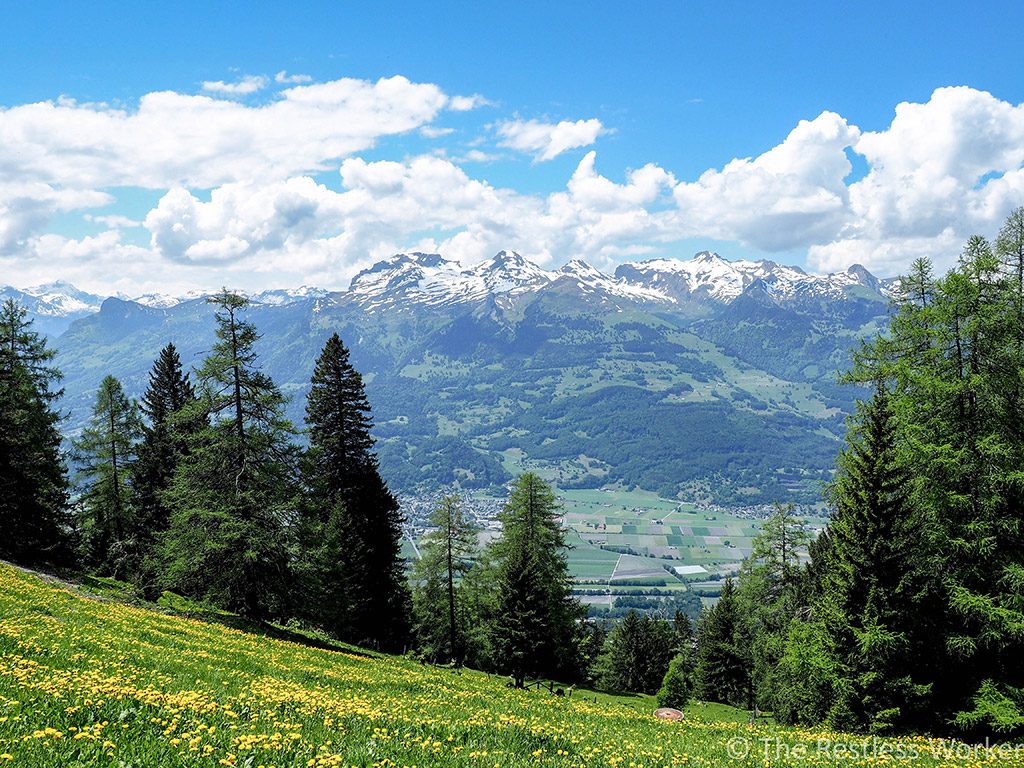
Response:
[557,488,794,590]
[0,563,1013,768]
[403,486,827,611]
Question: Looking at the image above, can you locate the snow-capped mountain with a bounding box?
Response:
[36,249,896,505]
[130,292,190,309]
[130,287,325,309]
[346,250,562,311]
[550,259,675,306]
[251,286,330,306]
[614,251,893,303]
[1,280,334,331]
[0,281,107,335]
[3,250,891,333]
[346,250,887,311]
[3,280,105,315]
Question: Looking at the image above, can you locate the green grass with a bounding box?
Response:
[0,563,1008,767]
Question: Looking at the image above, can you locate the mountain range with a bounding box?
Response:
[4,251,896,505]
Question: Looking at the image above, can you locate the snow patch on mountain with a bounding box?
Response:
[556,259,675,304]
[4,250,891,325]
[251,286,330,306]
[1,281,105,317]
[347,251,562,310]
[616,251,889,303]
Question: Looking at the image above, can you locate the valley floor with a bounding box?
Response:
[0,563,1017,767]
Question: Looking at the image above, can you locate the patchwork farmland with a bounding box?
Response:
[561,488,762,583]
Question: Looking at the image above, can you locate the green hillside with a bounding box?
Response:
[0,564,1010,767]
[52,290,880,505]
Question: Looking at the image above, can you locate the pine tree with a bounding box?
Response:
[0,299,70,564]
[161,290,297,619]
[297,332,409,649]
[73,375,142,576]
[132,343,197,589]
[489,473,583,687]
[692,579,749,707]
[412,495,478,663]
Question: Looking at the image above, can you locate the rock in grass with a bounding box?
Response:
[654,707,684,721]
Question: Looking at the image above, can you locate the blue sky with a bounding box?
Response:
[2,1,1024,293]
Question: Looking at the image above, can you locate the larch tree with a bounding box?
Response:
[736,503,811,712]
[161,290,298,619]
[74,374,142,576]
[412,494,478,663]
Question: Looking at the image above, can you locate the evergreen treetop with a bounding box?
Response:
[0,300,70,564]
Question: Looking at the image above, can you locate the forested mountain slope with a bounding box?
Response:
[29,251,890,504]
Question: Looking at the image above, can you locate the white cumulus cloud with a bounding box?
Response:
[497,118,607,162]
[5,80,1024,293]
[673,111,859,251]
[201,75,269,95]
[808,86,1024,273]
[0,75,452,190]
[274,70,313,84]
[448,94,492,111]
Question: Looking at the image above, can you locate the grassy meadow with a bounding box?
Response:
[0,563,1018,768]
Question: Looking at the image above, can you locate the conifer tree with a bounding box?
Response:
[132,343,197,586]
[596,610,677,694]
[161,290,297,619]
[673,610,696,657]
[74,375,142,575]
[848,215,1024,734]
[818,380,935,733]
[412,495,478,663]
[736,504,811,712]
[0,299,70,564]
[298,332,409,649]
[489,473,583,687]
[996,207,1024,435]
[657,652,694,710]
[692,579,749,707]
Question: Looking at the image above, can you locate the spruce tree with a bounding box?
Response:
[0,299,70,564]
[489,473,583,687]
[73,375,142,575]
[818,381,934,733]
[132,343,197,588]
[161,290,297,619]
[596,610,677,694]
[412,495,478,663]
[692,579,749,707]
[297,332,409,649]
